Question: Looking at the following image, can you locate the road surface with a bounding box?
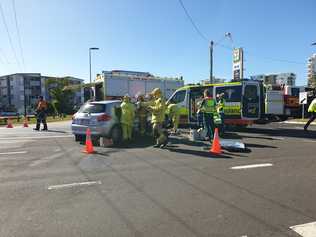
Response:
[0,121,316,237]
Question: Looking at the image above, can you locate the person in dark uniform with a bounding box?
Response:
[34,96,48,131]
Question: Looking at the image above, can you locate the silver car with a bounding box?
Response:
[71,100,123,144]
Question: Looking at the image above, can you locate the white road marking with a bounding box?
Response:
[29,153,65,167]
[0,151,28,155]
[48,181,102,190]
[230,163,273,170]
[301,139,316,143]
[29,148,76,167]
[0,140,32,144]
[0,135,72,140]
[290,221,316,237]
[282,121,313,125]
[270,137,285,140]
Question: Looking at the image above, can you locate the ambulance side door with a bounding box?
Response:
[241,81,261,119]
[188,86,212,125]
[214,85,243,119]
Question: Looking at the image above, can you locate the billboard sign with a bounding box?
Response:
[232,48,244,81]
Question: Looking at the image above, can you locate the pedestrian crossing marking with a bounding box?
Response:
[290,221,316,237]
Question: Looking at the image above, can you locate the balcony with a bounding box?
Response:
[30,81,41,87]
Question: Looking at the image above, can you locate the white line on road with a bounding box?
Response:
[0,140,32,144]
[0,151,28,155]
[29,147,76,167]
[29,153,65,167]
[270,136,285,140]
[0,135,72,140]
[301,139,316,143]
[290,221,316,237]
[230,163,273,170]
[48,181,102,190]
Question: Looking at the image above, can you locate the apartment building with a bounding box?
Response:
[307,54,316,87]
[0,73,84,114]
[250,73,296,86]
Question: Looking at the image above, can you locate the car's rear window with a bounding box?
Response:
[79,103,106,113]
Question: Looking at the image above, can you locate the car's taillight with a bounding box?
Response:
[97,114,111,122]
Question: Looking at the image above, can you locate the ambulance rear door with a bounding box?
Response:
[241,81,261,120]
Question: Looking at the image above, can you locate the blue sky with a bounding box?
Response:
[0,0,315,85]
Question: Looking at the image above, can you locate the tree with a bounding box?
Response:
[45,77,76,115]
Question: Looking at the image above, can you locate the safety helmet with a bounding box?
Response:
[123,95,130,102]
[152,88,161,96]
[139,96,145,101]
[136,94,145,101]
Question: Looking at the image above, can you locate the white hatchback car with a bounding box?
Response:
[71,100,124,144]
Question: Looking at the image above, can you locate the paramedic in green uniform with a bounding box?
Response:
[200,89,217,142]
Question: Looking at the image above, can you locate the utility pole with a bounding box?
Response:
[209,33,232,84]
[89,49,92,85]
[89,47,99,99]
[210,40,214,84]
[24,77,26,117]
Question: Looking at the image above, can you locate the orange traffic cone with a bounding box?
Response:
[82,128,94,154]
[210,128,222,154]
[23,117,29,128]
[6,118,13,128]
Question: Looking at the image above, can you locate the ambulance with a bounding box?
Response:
[167,80,264,127]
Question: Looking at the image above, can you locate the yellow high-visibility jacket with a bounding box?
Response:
[150,97,165,124]
[308,98,316,113]
[120,101,135,125]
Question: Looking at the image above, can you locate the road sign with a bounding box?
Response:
[299,92,307,104]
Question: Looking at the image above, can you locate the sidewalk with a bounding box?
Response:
[0,116,72,127]
[0,120,71,131]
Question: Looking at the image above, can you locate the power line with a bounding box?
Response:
[246,53,305,65]
[0,50,4,64]
[0,47,13,64]
[217,43,305,65]
[0,1,21,71]
[12,0,25,71]
[177,0,306,67]
[178,0,209,42]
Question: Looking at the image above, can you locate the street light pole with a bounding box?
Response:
[210,41,214,84]
[88,47,99,99]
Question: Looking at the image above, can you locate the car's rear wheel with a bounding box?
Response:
[111,126,122,145]
[74,134,84,142]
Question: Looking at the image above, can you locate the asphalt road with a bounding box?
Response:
[0,121,316,237]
